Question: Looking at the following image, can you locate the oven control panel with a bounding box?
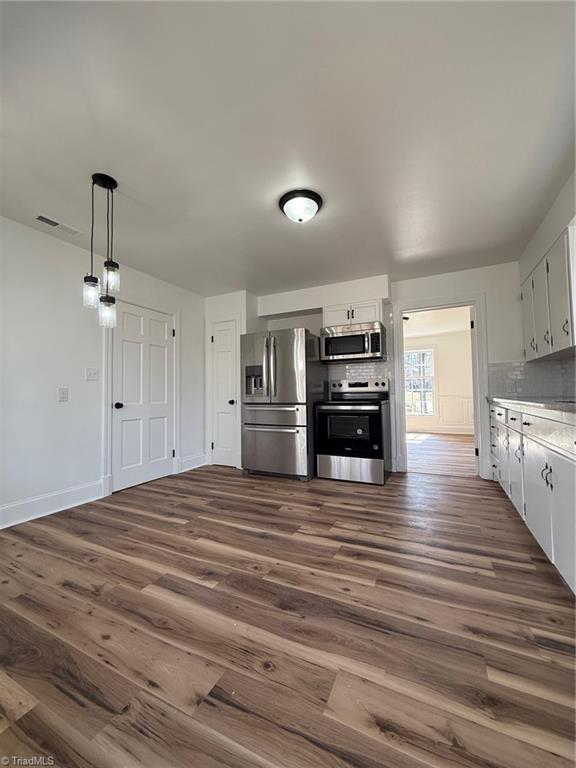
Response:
[330,379,389,393]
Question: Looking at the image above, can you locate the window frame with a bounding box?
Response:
[404,347,436,417]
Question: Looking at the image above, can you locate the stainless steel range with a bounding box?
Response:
[240,328,326,480]
[315,379,392,485]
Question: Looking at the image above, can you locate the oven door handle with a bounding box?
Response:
[317,404,380,411]
[244,405,300,411]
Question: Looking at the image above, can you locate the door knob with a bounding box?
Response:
[228,399,236,405]
[114,402,124,409]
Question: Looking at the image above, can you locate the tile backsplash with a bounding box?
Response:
[488,358,575,400]
[327,361,394,388]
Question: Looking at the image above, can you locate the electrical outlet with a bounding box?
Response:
[57,386,69,403]
[85,367,99,381]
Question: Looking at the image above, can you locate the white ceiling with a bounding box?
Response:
[1,2,574,297]
[403,306,471,338]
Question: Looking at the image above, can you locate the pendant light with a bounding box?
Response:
[83,181,100,307]
[279,189,323,223]
[82,173,120,328]
[98,175,118,328]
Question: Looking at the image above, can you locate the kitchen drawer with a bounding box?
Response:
[506,410,522,429]
[490,405,507,424]
[242,424,308,476]
[242,404,307,426]
[521,413,576,458]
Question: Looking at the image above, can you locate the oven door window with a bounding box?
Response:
[317,410,382,458]
[324,334,366,357]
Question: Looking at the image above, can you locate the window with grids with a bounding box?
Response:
[404,349,435,415]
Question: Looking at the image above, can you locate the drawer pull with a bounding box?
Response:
[509,417,517,421]
[522,421,530,426]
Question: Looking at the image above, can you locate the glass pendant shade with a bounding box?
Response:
[83,275,100,308]
[99,295,117,328]
[103,260,120,293]
[279,189,323,223]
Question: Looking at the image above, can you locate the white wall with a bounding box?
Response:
[392,261,523,363]
[519,171,575,281]
[405,331,474,434]
[258,274,389,317]
[0,217,205,528]
[267,312,323,336]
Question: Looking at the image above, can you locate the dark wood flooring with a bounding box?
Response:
[0,466,574,767]
[407,433,477,477]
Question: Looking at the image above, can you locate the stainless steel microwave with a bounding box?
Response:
[320,321,386,362]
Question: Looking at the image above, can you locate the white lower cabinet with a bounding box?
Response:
[507,429,524,516]
[549,452,576,591]
[523,436,554,560]
[489,401,575,592]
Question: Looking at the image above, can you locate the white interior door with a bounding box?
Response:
[112,303,174,491]
[210,319,238,466]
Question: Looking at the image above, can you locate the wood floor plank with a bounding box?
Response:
[0,465,572,767]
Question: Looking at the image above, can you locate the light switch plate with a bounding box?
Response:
[85,367,99,381]
[57,386,69,403]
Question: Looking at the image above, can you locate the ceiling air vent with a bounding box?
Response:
[36,214,80,236]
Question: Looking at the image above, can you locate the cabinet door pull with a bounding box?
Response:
[544,330,550,345]
[545,467,553,490]
[346,309,350,320]
[530,338,536,350]
[540,463,549,482]
[514,447,521,460]
[562,319,570,335]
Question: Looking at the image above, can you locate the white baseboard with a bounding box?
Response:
[0,480,104,531]
[176,453,207,473]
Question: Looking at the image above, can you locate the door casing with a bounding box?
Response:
[101,299,180,496]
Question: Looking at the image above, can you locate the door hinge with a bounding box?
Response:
[470,320,474,329]
[172,328,175,337]
[172,449,175,458]
[475,447,479,456]
[211,441,214,450]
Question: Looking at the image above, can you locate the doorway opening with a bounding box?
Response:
[402,306,477,477]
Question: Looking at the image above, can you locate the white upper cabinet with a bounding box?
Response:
[547,232,573,352]
[521,278,537,360]
[323,303,352,326]
[350,300,382,323]
[522,228,574,360]
[322,299,382,327]
[532,259,551,356]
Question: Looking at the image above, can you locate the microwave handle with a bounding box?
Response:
[364,333,369,353]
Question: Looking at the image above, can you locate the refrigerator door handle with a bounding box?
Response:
[271,335,277,397]
[244,426,300,434]
[262,336,269,396]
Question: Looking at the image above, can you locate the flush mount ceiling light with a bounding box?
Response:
[82,172,120,328]
[279,189,323,223]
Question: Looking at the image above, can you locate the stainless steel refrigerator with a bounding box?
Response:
[241,328,325,479]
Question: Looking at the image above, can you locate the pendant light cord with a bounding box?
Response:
[105,187,110,297]
[110,188,114,263]
[90,181,95,277]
